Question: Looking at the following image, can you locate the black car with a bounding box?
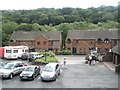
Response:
[20,65,40,80]
[21,53,29,60]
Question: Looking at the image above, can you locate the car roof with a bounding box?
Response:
[10,61,23,63]
[6,61,23,65]
[46,62,58,67]
[29,52,39,54]
[26,65,39,68]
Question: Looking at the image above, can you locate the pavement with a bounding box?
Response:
[103,62,116,72]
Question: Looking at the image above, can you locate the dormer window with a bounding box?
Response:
[9,39,14,42]
[97,38,102,44]
[104,38,109,44]
[67,38,71,44]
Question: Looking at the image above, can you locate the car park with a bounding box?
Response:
[28,52,44,61]
[0,61,27,79]
[41,62,60,81]
[20,65,40,80]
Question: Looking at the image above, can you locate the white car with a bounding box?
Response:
[28,52,44,61]
[0,61,27,79]
[41,62,60,81]
[0,62,4,69]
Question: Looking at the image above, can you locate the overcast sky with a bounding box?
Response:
[0,0,119,10]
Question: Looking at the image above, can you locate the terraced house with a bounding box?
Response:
[9,31,62,52]
[66,29,118,54]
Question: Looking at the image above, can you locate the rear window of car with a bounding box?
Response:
[43,66,55,72]
[24,67,34,71]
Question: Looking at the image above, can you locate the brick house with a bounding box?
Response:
[66,29,118,54]
[9,31,62,52]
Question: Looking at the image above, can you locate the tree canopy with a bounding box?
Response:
[1,6,118,47]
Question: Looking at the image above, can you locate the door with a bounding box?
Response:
[72,47,76,54]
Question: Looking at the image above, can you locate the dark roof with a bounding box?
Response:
[11,31,61,41]
[67,29,118,41]
[112,40,120,54]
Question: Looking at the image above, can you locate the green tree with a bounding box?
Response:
[56,23,73,49]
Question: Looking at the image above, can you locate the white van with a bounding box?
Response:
[28,52,44,61]
[4,46,29,59]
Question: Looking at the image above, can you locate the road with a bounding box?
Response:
[0,55,118,88]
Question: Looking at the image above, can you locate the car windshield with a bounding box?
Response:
[3,64,14,69]
[24,67,34,71]
[43,66,54,72]
[29,54,34,57]
[0,63,4,67]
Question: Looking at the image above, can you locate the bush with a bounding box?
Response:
[35,55,58,64]
[55,50,71,55]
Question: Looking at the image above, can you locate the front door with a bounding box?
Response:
[72,47,76,54]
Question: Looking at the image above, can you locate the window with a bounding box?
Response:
[10,39,14,42]
[90,41,92,44]
[37,42,40,45]
[104,38,109,44]
[80,48,82,53]
[56,64,59,70]
[67,38,71,44]
[43,42,47,45]
[67,48,71,50]
[98,48,101,52]
[13,50,18,53]
[6,50,11,53]
[76,40,78,44]
[97,38,102,44]
[105,48,109,52]
[22,49,24,52]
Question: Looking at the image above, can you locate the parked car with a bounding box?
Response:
[41,62,60,81]
[0,62,4,69]
[28,52,44,61]
[20,65,40,80]
[21,53,29,60]
[0,61,27,79]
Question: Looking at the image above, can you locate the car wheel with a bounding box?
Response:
[53,76,56,81]
[58,71,60,75]
[38,72,40,75]
[32,75,35,80]
[9,73,13,79]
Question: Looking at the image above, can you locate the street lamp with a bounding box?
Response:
[43,50,47,61]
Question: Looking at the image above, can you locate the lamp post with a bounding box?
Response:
[43,50,47,61]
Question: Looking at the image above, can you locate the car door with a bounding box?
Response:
[18,63,25,72]
[13,63,20,75]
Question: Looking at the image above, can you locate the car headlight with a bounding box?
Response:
[4,73,10,75]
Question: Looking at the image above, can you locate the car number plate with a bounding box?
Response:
[23,77,27,79]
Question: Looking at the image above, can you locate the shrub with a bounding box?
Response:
[55,50,71,55]
[35,55,58,64]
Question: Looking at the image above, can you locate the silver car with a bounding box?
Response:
[41,62,60,81]
[0,61,27,79]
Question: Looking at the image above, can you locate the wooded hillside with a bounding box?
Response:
[1,6,118,47]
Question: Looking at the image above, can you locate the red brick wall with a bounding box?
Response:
[66,39,117,54]
[35,35,48,50]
